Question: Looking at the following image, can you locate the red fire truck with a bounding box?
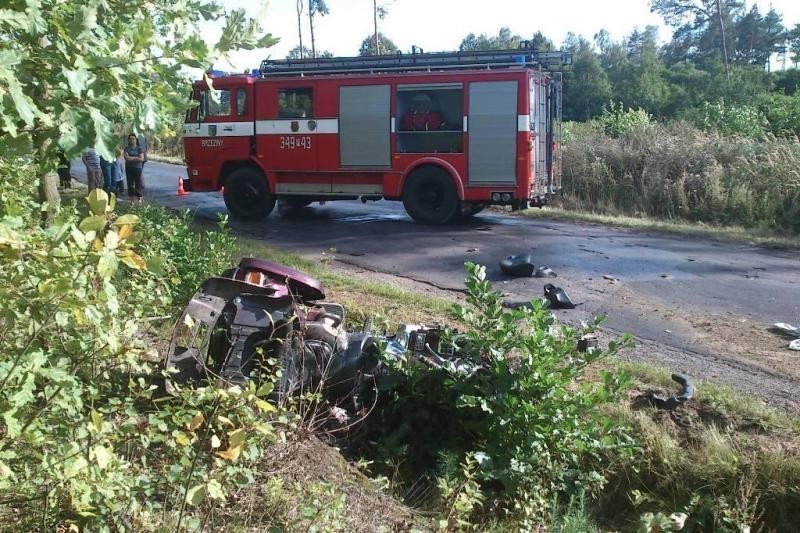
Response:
[182,46,570,224]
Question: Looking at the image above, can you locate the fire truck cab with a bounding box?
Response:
[182,46,570,224]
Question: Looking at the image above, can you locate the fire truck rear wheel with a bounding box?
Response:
[403,170,460,225]
[223,168,275,221]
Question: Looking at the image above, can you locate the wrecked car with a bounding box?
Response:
[164,258,479,415]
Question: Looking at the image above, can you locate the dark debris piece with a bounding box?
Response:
[543,283,576,309]
[646,373,695,409]
[500,254,535,277]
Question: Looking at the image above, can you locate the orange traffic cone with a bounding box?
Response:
[177,176,188,197]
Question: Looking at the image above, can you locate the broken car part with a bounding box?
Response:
[771,322,800,338]
[533,266,557,278]
[543,283,576,309]
[646,373,695,409]
[499,254,535,277]
[165,259,482,419]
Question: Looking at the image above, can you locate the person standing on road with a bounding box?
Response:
[115,146,126,195]
[82,147,102,192]
[100,154,116,194]
[124,134,145,201]
[57,150,71,189]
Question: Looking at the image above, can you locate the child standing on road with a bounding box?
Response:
[115,147,125,195]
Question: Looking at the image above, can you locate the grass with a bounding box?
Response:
[515,205,800,250]
[147,152,184,165]
[189,210,800,531]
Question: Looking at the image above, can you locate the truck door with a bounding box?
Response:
[548,73,563,192]
[259,85,319,172]
[468,81,518,185]
[184,81,254,189]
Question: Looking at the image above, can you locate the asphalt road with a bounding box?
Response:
[74,161,800,409]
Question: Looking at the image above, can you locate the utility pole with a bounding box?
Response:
[373,0,380,55]
[717,0,730,81]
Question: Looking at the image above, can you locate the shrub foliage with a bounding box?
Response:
[0,159,284,531]
[354,263,635,527]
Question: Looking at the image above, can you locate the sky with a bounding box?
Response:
[208,0,800,73]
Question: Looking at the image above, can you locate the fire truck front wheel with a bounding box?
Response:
[403,170,460,225]
[223,169,276,221]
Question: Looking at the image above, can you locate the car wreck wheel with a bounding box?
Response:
[223,168,275,221]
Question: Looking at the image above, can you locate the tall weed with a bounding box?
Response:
[562,121,800,231]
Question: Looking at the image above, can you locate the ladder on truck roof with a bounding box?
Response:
[259,45,572,77]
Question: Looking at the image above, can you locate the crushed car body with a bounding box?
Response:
[164,258,480,413]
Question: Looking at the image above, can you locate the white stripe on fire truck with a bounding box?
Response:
[255,119,338,135]
[182,122,255,138]
[518,115,530,132]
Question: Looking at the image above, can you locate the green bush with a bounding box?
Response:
[354,263,635,527]
[758,91,800,138]
[0,158,284,530]
[596,102,654,138]
[692,100,768,139]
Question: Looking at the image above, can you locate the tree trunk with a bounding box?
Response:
[32,51,60,221]
[716,0,730,81]
[309,9,316,58]
[297,0,305,58]
[35,136,61,222]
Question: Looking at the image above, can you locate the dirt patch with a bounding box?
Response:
[686,315,798,380]
[224,435,430,532]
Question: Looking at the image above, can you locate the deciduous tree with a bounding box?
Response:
[358,32,398,56]
[0,0,276,209]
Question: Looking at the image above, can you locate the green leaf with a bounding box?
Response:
[112,214,140,226]
[92,445,112,469]
[91,409,103,432]
[87,188,109,215]
[7,77,38,126]
[228,428,246,447]
[89,107,117,161]
[2,409,21,439]
[97,251,119,279]
[207,479,225,500]
[62,67,92,97]
[256,382,274,397]
[186,484,206,506]
[79,215,106,233]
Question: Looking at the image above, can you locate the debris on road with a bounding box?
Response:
[603,274,620,283]
[646,373,695,409]
[466,247,479,253]
[771,322,800,338]
[543,283,576,309]
[578,334,599,353]
[533,266,557,278]
[771,323,800,351]
[499,254,534,277]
